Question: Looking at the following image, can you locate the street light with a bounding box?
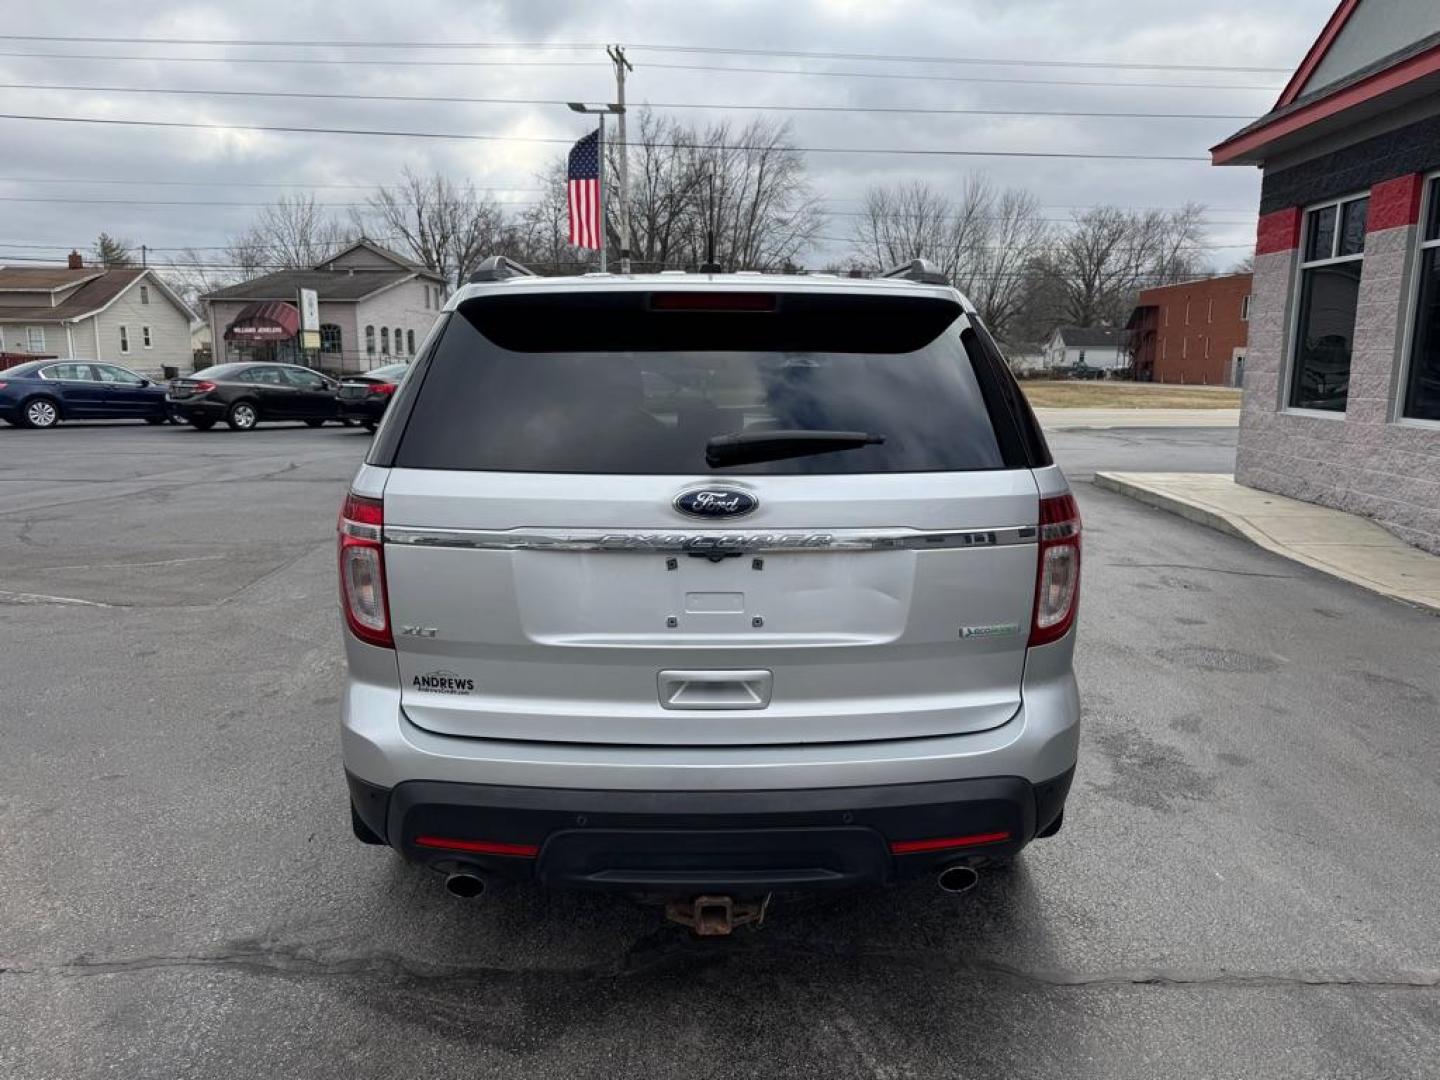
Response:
[568,102,627,273]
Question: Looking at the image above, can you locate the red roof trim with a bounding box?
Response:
[1212,41,1440,165]
[1275,0,1362,109]
[1256,208,1304,255]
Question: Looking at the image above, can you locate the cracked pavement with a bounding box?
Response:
[2,422,1439,1079]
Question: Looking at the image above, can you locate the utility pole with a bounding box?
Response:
[607,44,634,274]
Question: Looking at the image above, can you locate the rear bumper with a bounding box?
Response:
[338,399,388,422]
[169,399,225,421]
[348,768,1072,891]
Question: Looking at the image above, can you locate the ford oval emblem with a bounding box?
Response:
[674,486,759,519]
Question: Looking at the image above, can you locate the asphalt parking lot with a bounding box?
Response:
[2,420,1438,1079]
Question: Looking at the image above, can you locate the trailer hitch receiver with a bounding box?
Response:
[664,894,769,936]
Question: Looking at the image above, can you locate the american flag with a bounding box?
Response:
[567,129,602,250]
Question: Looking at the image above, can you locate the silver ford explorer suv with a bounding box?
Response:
[340,258,1080,925]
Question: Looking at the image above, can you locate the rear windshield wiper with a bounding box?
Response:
[705,429,885,468]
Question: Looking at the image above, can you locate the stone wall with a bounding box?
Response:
[1237,211,1440,554]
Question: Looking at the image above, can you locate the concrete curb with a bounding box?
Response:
[1093,472,1440,615]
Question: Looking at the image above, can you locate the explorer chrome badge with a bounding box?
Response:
[673,486,759,519]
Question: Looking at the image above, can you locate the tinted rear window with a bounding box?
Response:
[390,291,1005,475]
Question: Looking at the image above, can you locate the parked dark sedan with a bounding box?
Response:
[336,362,408,430]
[169,362,341,431]
[0,360,170,428]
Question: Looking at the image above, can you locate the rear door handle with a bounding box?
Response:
[658,670,773,710]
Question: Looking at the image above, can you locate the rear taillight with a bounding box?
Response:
[338,492,392,648]
[1029,492,1081,647]
[371,383,399,396]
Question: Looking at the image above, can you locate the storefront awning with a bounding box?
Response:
[225,301,300,341]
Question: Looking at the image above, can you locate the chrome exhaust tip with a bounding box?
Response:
[937,865,979,895]
[444,872,487,899]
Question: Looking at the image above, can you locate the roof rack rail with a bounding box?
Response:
[468,255,539,283]
[879,258,949,286]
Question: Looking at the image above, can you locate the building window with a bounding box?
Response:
[1405,178,1440,421]
[320,324,342,353]
[119,326,130,353]
[407,329,416,354]
[1290,194,1367,412]
[140,285,149,305]
[365,325,375,355]
[1241,294,1251,321]
[26,326,45,352]
[394,327,404,355]
[381,327,390,355]
[141,326,152,348]
[423,288,431,310]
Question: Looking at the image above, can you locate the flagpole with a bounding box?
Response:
[597,114,607,273]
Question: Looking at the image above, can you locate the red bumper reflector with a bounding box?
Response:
[414,835,539,857]
[889,830,1012,855]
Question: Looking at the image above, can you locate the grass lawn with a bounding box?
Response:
[1020,381,1242,409]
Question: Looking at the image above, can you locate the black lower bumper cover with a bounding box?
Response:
[347,768,1073,893]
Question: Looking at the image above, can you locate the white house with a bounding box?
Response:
[1042,326,1130,372]
[204,240,448,374]
[999,341,1047,376]
[0,254,196,376]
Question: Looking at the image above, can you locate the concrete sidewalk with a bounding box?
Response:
[1093,472,1440,614]
[1034,408,1239,429]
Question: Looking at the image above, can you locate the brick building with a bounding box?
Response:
[1211,0,1440,554]
[1129,273,1252,386]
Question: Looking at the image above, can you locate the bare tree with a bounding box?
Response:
[846,176,1048,338]
[230,194,351,269]
[677,117,825,271]
[359,168,508,285]
[850,180,966,278]
[164,249,239,313]
[507,161,594,275]
[509,112,823,274]
[961,186,1050,337]
[610,110,707,269]
[1040,204,1209,327]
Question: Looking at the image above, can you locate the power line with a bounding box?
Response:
[0,175,544,193]
[0,113,1213,161]
[0,34,1293,73]
[0,201,1260,230]
[629,43,1291,74]
[639,62,1281,92]
[0,50,607,70]
[0,82,1258,120]
[0,250,1255,277]
[0,51,1281,91]
[0,176,1260,212]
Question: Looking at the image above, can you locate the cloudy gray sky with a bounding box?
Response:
[0,0,1337,274]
